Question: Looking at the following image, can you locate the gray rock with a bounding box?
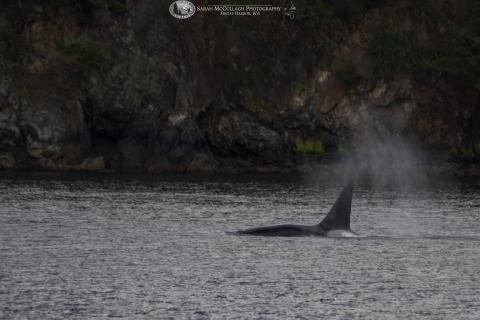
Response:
[207,111,287,165]
[14,98,92,169]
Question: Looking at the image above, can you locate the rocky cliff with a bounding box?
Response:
[1,0,480,174]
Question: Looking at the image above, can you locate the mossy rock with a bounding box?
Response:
[295,139,326,155]
[449,146,476,161]
[337,145,351,156]
[56,41,111,72]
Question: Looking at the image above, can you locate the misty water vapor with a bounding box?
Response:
[343,129,428,188]
[311,129,428,189]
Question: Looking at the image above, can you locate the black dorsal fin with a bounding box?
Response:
[318,182,353,231]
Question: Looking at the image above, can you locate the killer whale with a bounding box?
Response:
[235,183,357,237]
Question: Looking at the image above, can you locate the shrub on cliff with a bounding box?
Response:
[370,23,425,77]
[56,41,112,73]
[295,139,326,156]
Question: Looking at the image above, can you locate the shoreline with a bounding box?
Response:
[1,161,479,177]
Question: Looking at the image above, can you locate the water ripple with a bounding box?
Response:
[0,173,479,319]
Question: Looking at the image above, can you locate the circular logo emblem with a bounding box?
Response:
[169,1,196,19]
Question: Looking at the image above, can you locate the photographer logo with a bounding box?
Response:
[169,1,196,19]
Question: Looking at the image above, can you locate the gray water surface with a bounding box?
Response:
[1,173,480,319]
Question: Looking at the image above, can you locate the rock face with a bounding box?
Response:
[0,1,479,173]
[206,110,288,167]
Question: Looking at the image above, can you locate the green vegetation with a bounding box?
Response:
[0,0,125,72]
[295,0,343,51]
[424,25,480,89]
[244,96,265,113]
[3,0,129,15]
[295,139,326,155]
[334,58,364,91]
[57,41,111,72]
[472,142,480,160]
[369,0,480,89]
[229,47,240,56]
[41,0,66,11]
[410,0,442,22]
[87,0,127,14]
[337,145,351,156]
[449,145,476,161]
[0,14,27,68]
[370,23,425,77]
[450,146,475,161]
